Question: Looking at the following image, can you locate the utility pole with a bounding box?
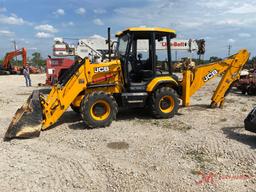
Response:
[228,44,232,56]
[175,50,177,61]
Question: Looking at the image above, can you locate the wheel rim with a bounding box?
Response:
[159,96,174,113]
[90,100,111,121]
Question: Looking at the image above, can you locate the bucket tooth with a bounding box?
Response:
[4,90,42,140]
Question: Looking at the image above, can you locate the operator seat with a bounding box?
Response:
[128,54,143,82]
[141,70,153,81]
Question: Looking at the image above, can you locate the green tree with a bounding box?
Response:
[209,56,222,62]
[31,52,45,67]
[251,56,256,68]
[31,52,41,65]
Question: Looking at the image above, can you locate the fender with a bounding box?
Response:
[146,76,178,92]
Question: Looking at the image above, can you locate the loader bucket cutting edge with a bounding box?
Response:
[4,90,43,140]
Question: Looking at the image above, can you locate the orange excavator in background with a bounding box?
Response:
[0,48,41,75]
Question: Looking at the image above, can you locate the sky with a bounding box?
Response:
[0,0,255,59]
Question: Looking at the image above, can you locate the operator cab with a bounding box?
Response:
[116,27,176,92]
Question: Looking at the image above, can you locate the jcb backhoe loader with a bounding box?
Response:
[4,27,250,140]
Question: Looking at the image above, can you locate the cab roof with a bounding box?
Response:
[115,27,176,37]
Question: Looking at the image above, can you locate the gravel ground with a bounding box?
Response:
[0,74,255,192]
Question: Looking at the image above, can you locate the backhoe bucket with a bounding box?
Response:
[4,90,42,140]
[244,107,256,133]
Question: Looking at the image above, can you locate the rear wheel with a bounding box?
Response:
[150,87,179,118]
[80,92,118,128]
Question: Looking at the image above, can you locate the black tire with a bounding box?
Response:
[150,87,179,118]
[247,86,255,96]
[80,92,118,128]
[70,104,80,113]
[241,89,246,95]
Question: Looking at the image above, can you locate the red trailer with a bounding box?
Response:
[46,58,74,85]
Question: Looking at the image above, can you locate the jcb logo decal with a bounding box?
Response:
[203,69,218,82]
[94,66,109,73]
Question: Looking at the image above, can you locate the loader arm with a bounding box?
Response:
[41,60,88,130]
[182,49,250,107]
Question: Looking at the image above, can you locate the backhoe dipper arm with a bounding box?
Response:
[182,49,250,107]
[22,48,27,67]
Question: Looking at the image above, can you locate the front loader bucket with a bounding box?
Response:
[4,90,42,140]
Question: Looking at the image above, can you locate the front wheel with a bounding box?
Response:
[80,92,118,128]
[150,87,179,118]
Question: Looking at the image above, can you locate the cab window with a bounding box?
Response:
[155,36,170,74]
[117,34,129,56]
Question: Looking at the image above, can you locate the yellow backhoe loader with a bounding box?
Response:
[4,27,250,140]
